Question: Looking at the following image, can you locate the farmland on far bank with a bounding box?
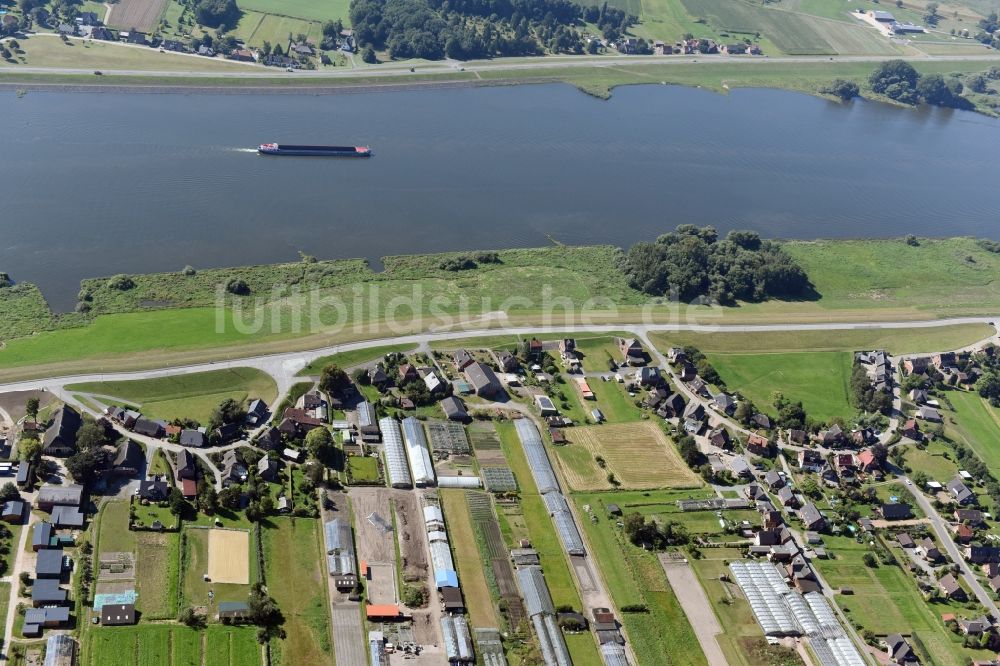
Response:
[236,0,351,23]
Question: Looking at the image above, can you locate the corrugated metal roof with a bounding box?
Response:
[402,417,436,486]
[379,418,412,488]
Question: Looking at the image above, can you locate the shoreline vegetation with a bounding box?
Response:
[2,54,1000,107]
[1,234,1000,380]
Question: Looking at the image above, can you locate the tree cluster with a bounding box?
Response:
[622,226,811,304]
[349,0,604,61]
[209,397,246,433]
[194,0,240,28]
[869,60,970,109]
[850,363,892,415]
[623,512,689,550]
[820,78,860,101]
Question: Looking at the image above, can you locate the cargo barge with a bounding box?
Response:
[257,143,372,157]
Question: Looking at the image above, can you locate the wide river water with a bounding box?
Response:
[3,82,1000,311]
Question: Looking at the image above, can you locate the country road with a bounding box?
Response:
[1,316,996,397]
[2,37,1000,80]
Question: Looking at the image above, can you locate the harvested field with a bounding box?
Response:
[392,490,427,584]
[567,422,702,490]
[208,529,250,584]
[107,0,168,32]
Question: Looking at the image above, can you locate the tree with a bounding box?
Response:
[862,552,878,567]
[194,0,239,28]
[869,59,919,103]
[218,485,242,510]
[821,78,860,101]
[25,398,39,421]
[917,74,968,108]
[18,437,41,463]
[967,74,988,93]
[247,582,284,636]
[65,448,108,484]
[75,421,108,451]
[178,606,206,628]
[168,488,191,517]
[319,365,351,398]
[305,427,336,466]
[209,398,246,431]
[107,274,135,290]
[361,45,376,63]
[923,2,939,26]
[0,483,19,502]
[198,484,218,514]
[225,277,250,295]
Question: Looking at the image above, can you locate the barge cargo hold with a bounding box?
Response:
[258,143,372,157]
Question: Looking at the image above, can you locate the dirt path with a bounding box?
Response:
[658,556,727,666]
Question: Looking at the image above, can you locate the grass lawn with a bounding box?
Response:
[708,350,854,422]
[149,448,172,478]
[1,35,260,71]
[68,368,277,424]
[237,0,350,22]
[262,518,333,666]
[571,491,707,666]
[948,391,1000,475]
[588,379,645,423]
[347,455,380,483]
[136,531,181,619]
[80,624,261,666]
[440,489,499,629]
[182,527,254,609]
[816,535,988,666]
[297,342,419,376]
[97,500,136,553]
[571,335,627,373]
[902,440,961,483]
[230,9,323,46]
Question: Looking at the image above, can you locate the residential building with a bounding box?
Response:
[42,406,81,456]
[465,362,502,399]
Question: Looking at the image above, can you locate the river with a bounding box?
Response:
[3,82,1000,311]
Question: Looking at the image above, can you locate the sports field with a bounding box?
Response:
[68,367,277,424]
[563,422,702,490]
[708,350,854,422]
[208,529,250,584]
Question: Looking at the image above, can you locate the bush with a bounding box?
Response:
[225,278,250,295]
[821,78,860,101]
[402,583,426,607]
[438,256,477,271]
[107,274,135,290]
[0,272,11,288]
[182,265,197,276]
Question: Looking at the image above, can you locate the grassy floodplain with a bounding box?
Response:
[66,368,277,423]
[297,342,419,375]
[0,239,998,382]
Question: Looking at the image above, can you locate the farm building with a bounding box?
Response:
[379,418,412,488]
[475,628,508,666]
[424,505,445,531]
[517,566,571,666]
[324,519,357,589]
[441,396,470,422]
[358,402,381,442]
[36,485,83,511]
[43,634,76,666]
[370,631,389,666]
[428,530,459,588]
[402,417,436,487]
[441,614,475,662]
[438,476,481,488]
[514,419,559,494]
[100,603,136,626]
[542,493,585,556]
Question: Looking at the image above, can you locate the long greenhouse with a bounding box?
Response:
[379,417,413,488]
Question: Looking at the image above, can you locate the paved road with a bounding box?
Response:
[899,475,1000,618]
[4,38,1000,80]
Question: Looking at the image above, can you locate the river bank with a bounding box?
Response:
[3,55,1000,104]
[2,237,1000,382]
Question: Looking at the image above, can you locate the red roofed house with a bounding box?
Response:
[857,449,878,472]
[954,523,975,544]
[181,478,197,499]
[746,432,770,456]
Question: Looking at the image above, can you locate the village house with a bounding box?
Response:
[896,532,915,549]
[746,432,770,456]
[615,337,646,366]
[465,362,503,399]
[966,545,1000,564]
[799,503,826,531]
[110,440,143,477]
[900,419,921,440]
[948,476,976,505]
[43,406,81,457]
[221,450,248,486]
[798,449,823,472]
[939,573,967,601]
[904,357,930,375]
[884,634,916,665]
[955,509,985,526]
[919,537,943,563]
[880,502,913,521]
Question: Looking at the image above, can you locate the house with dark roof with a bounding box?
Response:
[453,350,475,371]
[111,440,143,477]
[31,578,67,606]
[51,505,84,528]
[43,406,81,456]
[133,418,164,438]
[884,634,915,665]
[880,503,913,521]
[246,399,270,425]
[16,461,30,488]
[32,523,53,551]
[213,422,241,444]
[101,603,136,625]
[440,396,469,423]
[896,533,915,549]
[465,362,503,399]
[179,429,207,448]
[966,545,1000,564]
[24,606,70,631]
[35,548,65,578]
[221,450,247,486]
[661,393,685,417]
[255,427,283,451]
[257,455,279,481]
[948,476,976,505]
[919,537,943,563]
[137,479,169,501]
[616,337,646,366]
[709,427,731,449]
[799,503,825,531]
[955,509,984,525]
[176,449,197,480]
[939,573,967,601]
[798,449,823,471]
[218,601,250,620]
[752,413,772,429]
[1,500,23,523]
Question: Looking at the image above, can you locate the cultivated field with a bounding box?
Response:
[136,531,180,619]
[237,0,350,22]
[440,490,500,629]
[106,0,167,31]
[68,367,277,423]
[679,0,899,54]
[565,422,701,490]
[208,529,250,585]
[81,624,261,666]
[709,350,854,422]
